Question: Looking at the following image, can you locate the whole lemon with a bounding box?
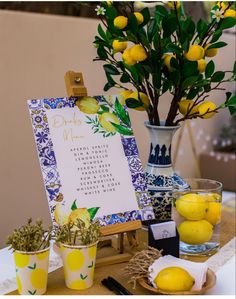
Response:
[129,91,150,111]
[224,9,236,19]
[176,193,208,220]
[112,40,127,53]
[76,97,100,114]
[163,54,176,71]
[198,101,217,119]
[167,1,181,10]
[122,48,136,66]
[154,267,195,292]
[119,90,133,106]
[205,202,222,225]
[99,112,120,132]
[114,16,128,29]
[130,45,148,62]
[178,99,199,116]
[178,220,213,245]
[197,59,207,73]
[185,45,205,61]
[134,12,144,24]
[204,43,218,57]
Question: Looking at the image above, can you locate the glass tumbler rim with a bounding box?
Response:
[173,178,223,193]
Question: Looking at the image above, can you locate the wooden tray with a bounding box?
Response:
[138,268,216,295]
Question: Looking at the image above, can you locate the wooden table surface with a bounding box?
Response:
[9,208,236,295]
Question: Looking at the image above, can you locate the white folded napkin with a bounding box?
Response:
[149,255,208,291]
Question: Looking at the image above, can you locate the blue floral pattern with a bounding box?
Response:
[28,96,154,226]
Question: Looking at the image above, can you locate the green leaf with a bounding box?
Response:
[128,14,139,34]
[162,15,177,38]
[182,17,195,39]
[103,64,120,75]
[206,42,227,50]
[114,98,131,127]
[126,98,142,108]
[211,29,222,43]
[100,105,109,112]
[182,61,198,78]
[182,76,199,89]
[120,73,130,83]
[106,5,117,20]
[162,80,172,93]
[170,57,179,70]
[140,7,150,27]
[28,263,36,270]
[152,72,161,89]
[166,43,181,55]
[71,200,77,211]
[104,82,114,92]
[111,122,134,136]
[28,290,36,295]
[87,207,100,220]
[147,18,157,42]
[97,46,108,60]
[98,24,107,41]
[220,17,236,30]
[211,71,225,82]
[197,19,208,38]
[187,88,199,100]
[155,5,168,24]
[225,95,236,107]
[205,60,215,78]
[88,261,94,268]
[169,70,180,85]
[229,106,236,115]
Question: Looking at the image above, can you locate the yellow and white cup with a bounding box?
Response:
[13,247,50,295]
[60,242,98,290]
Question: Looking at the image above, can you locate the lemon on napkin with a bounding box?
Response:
[149,255,208,291]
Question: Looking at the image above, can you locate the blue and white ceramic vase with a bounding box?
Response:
[144,121,188,220]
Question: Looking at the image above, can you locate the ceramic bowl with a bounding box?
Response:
[138,268,216,295]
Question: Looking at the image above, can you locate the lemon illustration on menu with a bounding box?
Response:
[175,192,221,245]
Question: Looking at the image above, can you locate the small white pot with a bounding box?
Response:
[60,242,98,290]
[13,247,50,295]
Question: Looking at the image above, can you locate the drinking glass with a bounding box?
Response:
[172,178,222,256]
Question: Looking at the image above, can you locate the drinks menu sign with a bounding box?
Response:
[28,96,154,226]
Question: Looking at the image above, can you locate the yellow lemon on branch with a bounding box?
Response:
[122,48,136,66]
[204,43,218,58]
[130,44,148,62]
[134,12,144,24]
[163,54,176,71]
[178,99,199,116]
[112,40,127,53]
[224,9,236,19]
[198,101,217,119]
[185,45,205,61]
[114,16,128,29]
[197,59,207,73]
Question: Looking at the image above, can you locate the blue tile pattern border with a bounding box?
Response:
[28,96,154,226]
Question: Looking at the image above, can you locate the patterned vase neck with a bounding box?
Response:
[145,121,180,170]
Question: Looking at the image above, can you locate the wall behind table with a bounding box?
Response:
[0,10,235,248]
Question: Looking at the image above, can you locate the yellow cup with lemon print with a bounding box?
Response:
[60,242,98,290]
[14,247,50,295]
